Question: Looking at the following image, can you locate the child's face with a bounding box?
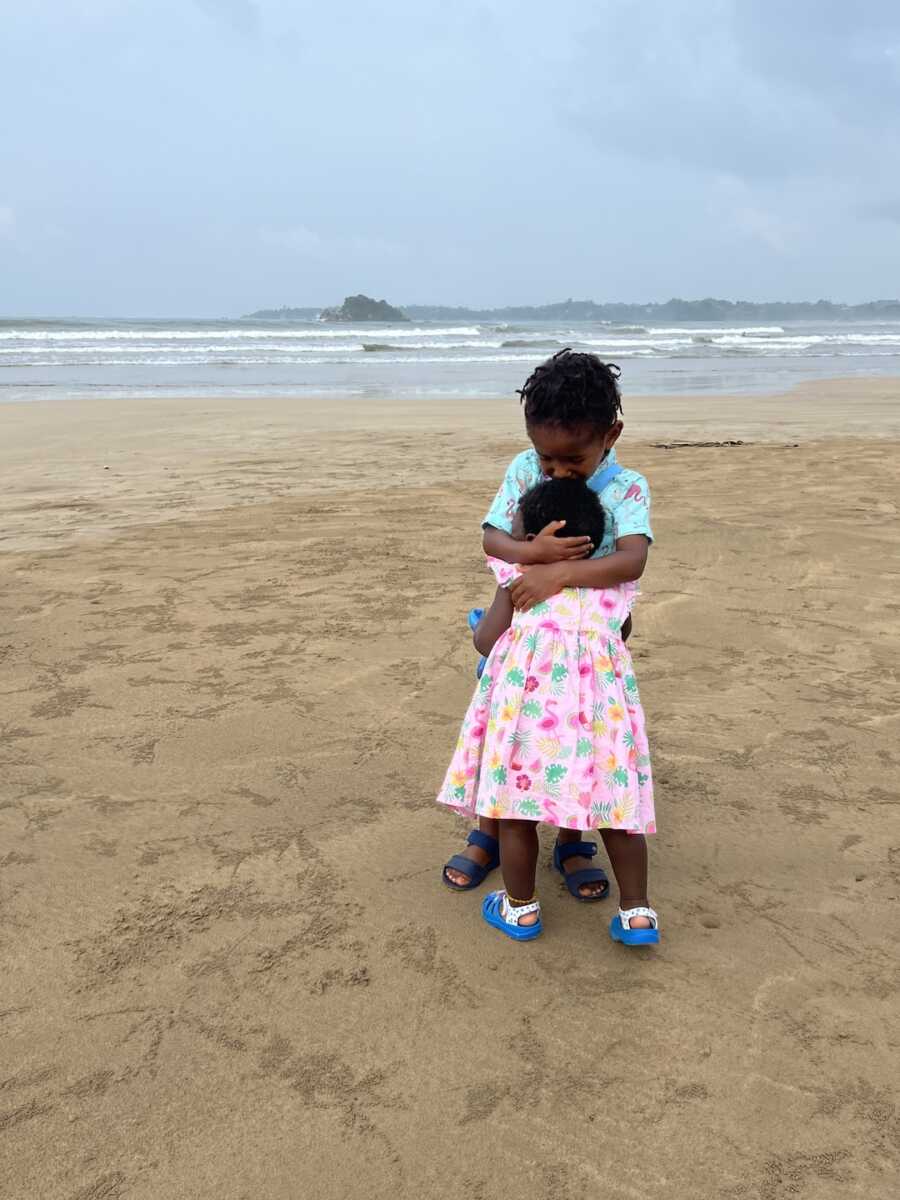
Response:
[527,420,622,481]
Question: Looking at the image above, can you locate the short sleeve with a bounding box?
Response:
[482,451,541,533]
[611,474,653,543]
[486,556,522,588]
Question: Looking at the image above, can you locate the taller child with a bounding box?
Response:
[443,350,652,899]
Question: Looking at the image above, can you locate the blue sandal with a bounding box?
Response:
[442,829,500,892]
[552,839,610,902]
[610,906,660,946]
[482,890,543,941]
[467,607,488,679]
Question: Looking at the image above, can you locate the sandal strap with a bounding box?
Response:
[619,906,658,930]
[555,839,598,864]
[444,854,481,881]
[467,829,499,855]
[562,867,609,891]
[500,893,541,925]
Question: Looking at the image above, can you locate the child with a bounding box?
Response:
[437,477,658,945]
[443,350,652,898]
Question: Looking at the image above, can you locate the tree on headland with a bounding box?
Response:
[319,295,409,322]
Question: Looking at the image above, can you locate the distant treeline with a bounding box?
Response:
[403,298,900,322]
[245,298,900,322]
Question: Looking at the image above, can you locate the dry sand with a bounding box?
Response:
[1,378,899,1199]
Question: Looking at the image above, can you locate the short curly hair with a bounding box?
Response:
[518,349,623,432]
[518,477,606,550]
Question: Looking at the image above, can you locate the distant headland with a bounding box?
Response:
[247,294,409,322]
[244,296,900,322]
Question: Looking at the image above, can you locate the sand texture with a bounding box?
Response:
[1,381,899,1199]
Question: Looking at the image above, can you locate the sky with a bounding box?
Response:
[2,0,900,315]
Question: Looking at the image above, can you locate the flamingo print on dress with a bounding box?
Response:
[538,699,560,732]
[470,705,488,739]
[437,561,654,833]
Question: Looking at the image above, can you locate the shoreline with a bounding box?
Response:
[1,370,899,404]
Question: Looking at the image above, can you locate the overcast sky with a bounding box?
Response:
[2,0,900,315]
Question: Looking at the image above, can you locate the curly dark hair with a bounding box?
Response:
[518,349,623,432]
[518,477,606,550]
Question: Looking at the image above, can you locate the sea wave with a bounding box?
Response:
[362,341,501,351]
[500,338,564,348]
[0,343,363,355]
[582,337,689,350]
[0,339,506,358]
[2,353,541,368]
[0,324,482,342]
[645,325,786,336]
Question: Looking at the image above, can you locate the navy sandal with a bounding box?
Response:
[442,829,500,892]
[552,839,610,902]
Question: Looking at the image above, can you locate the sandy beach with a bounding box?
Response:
[1,377,899,1199]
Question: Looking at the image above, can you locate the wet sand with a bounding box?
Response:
[1,378,899,1199]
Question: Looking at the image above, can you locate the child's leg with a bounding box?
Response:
[598,830,652,928]
[444,817,500,888]
[497,819,540,925]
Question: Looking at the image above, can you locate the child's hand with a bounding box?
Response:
[509,563,569,610]
[520,521,593,565]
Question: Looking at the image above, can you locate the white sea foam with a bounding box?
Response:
[645,325,786,336]
[0,343,361,355]
[582,337,691,349]
[0,339,503,357]
[0,325,481,342]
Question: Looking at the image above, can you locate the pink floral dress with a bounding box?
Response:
[437,560,655,833]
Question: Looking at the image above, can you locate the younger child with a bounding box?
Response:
[437,477,658,945]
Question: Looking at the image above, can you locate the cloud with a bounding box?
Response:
[565,0,900,182]
[858,200,900,226]
[259,225,323,256]
[191,0,260,36]
[258,225,406,262]
[707,177,800,253]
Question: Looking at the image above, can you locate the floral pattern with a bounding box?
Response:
[437,561,655,833]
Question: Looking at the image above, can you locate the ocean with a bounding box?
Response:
[3,316,900,403]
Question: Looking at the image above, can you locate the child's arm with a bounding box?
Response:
[508,472,652,610]
[507,535,649,611]
[472,585,514,657]
[482,522,593,565]
[481,452,593,566]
